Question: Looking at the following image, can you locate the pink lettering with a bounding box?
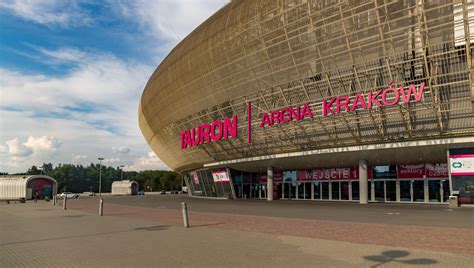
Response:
[260,113,271,127]
[400,82,425,104]
[350,93,367,111]
[336,96,350,113]
[381,82,400,106]
[322,98,336,116]
[368,89,383,109]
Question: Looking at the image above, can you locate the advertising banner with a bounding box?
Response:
[191,171,199,184]
[373,165,397,179]
[283,170,297,183]
[212,170,230,182]
[449,154,474,176]
[259,170,283,182]
[397,164,425,179]
[425,163,448,178]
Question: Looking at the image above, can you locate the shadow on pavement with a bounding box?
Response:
[190,223,224,228]
[105,213,137,216]
[134,225,170,231]
[364,250,437,267]
[0,225,170,246]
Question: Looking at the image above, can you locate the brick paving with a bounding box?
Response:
[1,201,473,267]
[68,197,474,255]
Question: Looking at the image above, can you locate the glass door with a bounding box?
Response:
[313,181,321,200]
[386,180,396,201]
[258,184,267,199]
[331,181,340,200]
[351,181,360,201]
[302,182,311,199]
[400,180,411,202]
[413,180,425,202]
[340,181,349,200]
[321,181,329,200]
[297,182,311,199]
[374,180,385,202]
[282,182,296,199]
[442,180,450,203]
[428,180,441,203]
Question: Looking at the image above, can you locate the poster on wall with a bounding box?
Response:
[425,163,448,178]
[373,165,397,179]
[212,170,230,182]
[283,170,297,185]
[191,171,199,184]
[450,154,474,176]
[259,170,283,182]
[397,164,425,179]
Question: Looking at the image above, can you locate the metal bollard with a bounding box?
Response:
[53,196,57,206]
[63,196,67,210]
[99,198,104,216]
[181,202,189,228]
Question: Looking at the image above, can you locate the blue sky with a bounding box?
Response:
[0,0,228,173]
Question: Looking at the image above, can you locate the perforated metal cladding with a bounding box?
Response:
[139,0,474,172]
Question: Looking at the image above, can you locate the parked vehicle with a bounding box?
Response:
[60,192,79,199]
[159,190,166,195]
[137,191,145,196]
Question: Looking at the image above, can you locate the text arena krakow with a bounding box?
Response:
[180,81,425,149]
[140,0,474,205]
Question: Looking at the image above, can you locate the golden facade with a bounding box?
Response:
[139,0,474,172]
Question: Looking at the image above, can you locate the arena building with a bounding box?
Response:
[139,0,474,204]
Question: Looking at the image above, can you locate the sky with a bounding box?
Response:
[0,0,229,173]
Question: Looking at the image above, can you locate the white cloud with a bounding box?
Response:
[103,157,120,164]
[112,146,131,154]
[124,151,170,171]
[0,47,153,173]
[0,0,92,26]
[0,1,229,173]
[24,136,61,152]
[72,154,88,164]
[6,138,33,157]
[116,0,228,49]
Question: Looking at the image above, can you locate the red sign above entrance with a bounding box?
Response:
[297,168,358,181]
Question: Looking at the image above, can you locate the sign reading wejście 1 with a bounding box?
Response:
[180,81,425,149]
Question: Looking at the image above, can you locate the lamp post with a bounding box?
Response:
[98,158,104,197]
[119,165,125,181]
[98,157,104,216]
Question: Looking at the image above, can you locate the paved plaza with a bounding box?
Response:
[0,196,473,267]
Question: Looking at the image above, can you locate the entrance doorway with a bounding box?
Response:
[282,182,296,199]
[297,182,311,199]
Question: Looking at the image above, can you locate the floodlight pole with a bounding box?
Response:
[119,165,125,181]
[98,158,104,197]
[98,157,104,216]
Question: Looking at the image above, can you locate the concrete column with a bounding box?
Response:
[359,159,368,204]
[267,166,274,201]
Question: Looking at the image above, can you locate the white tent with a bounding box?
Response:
[111,180,139,195]
[0,175,58,200]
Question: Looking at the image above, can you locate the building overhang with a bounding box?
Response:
[203,137,474,172]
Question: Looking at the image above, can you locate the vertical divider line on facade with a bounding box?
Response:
[247,100,252,144]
